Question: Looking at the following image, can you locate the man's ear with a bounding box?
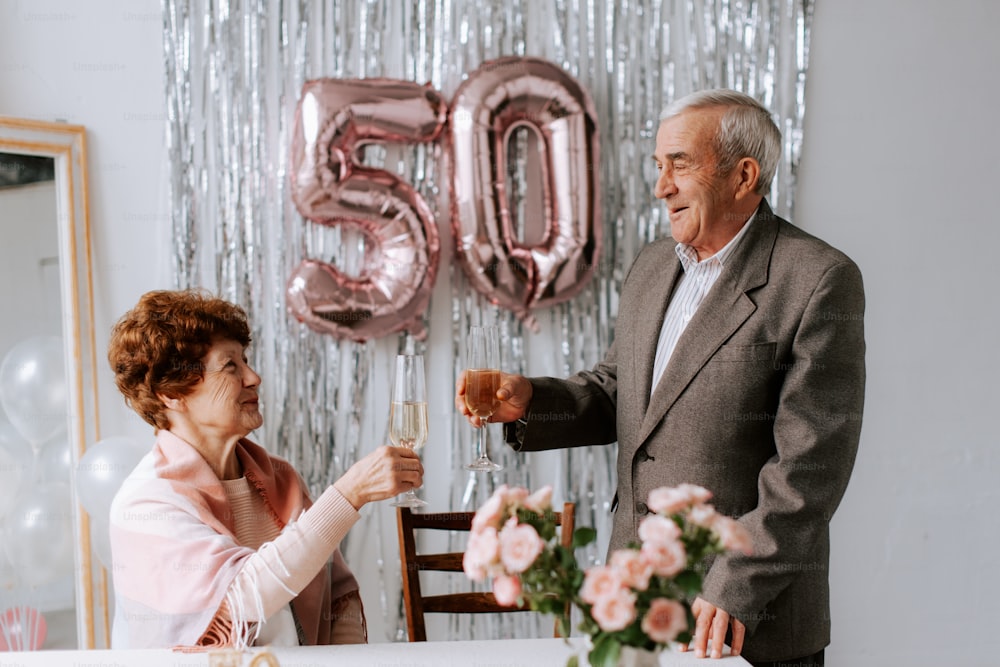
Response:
[734,157,761,198]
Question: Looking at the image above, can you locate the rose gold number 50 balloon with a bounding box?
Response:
[288,58,600,340]
[450,57,601,330]
[288,79,447,341]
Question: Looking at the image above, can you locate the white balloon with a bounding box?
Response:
[89,516,113,570]
[75,436,146,521]
[0,336,68,446]
[38,434,72,484]
[0,448,22,519]
[0,416,35,519]
[2,483,75,587]
[0,548,17,591]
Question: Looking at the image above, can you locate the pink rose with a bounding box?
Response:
[713,516,753,555]
[677,483,713,505]
[641,598,688,643]
[640,539,686,577]
[638,515,681,545]
[687,503,718,528]
[492,574,522,607]
[463,527,500,581]
[504,485,530,508]
[472,489,507,532]
[647,484,714,515]
[523,485,553,514]
[498,520,544,573]
[580,565,625,605]
[609,549,653,591]
[590,589,637,632]
[646,487,690,515]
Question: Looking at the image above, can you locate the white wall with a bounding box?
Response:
[797,1,1000,664]
[2,0,997,662]
[0,0,167,647]
[0,0,171,448]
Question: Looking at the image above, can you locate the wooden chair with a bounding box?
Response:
[397,502,576,642]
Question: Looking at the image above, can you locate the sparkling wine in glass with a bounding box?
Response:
[464,325,503,472]
[389,354,428,508]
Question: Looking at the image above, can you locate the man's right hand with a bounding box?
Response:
[455,371,533,427]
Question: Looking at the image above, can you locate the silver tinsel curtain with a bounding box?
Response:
[163,0,814,642]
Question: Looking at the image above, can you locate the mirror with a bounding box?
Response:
[0,117,106,649]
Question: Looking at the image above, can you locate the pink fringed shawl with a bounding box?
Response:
[109,430,358,648]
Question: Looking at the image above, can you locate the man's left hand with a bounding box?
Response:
[677,596,745,659]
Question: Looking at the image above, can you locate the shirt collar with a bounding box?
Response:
[675,209,758,272]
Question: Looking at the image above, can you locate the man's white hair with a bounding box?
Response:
[660,89,781,195]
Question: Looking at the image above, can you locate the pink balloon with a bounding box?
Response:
[449,56,602,330]
[288,78,447,342]
[0,607,47,651]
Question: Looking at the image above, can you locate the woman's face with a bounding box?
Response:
[177,338,262,440]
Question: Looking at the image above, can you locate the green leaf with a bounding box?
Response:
[557,545,574,569]
[621,622,646,645]
[566,657,580,667]
[557,614,572,639]
[578,614,600,636]
[673,570,703,597]
[589,635,621,667]
[537,598,560,615]
[573,527,597,548]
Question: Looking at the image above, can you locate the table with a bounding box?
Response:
[0,638,751,666]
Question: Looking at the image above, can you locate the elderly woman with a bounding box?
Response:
[107,289,422,649]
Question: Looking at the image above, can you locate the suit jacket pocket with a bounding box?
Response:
[711,341,777,363]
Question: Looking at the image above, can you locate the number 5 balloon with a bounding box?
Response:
[287,79,447,342]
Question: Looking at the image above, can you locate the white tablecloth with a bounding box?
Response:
[2,638,751,666]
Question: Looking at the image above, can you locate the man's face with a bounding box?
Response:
[653,108,741,259]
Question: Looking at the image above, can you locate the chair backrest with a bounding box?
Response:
[397,502,576,642]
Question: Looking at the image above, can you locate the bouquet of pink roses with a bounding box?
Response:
[462,484,596,638]
[463,483,752,667]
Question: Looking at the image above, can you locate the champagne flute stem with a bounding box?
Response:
[476,424,486,462]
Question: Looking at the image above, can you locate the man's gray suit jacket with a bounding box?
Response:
[511,201,865,662]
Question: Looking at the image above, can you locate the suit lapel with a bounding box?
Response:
[637,204,779,445]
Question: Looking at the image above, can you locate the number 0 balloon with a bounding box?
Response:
[450,57,601,329]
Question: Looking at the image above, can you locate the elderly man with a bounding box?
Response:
[456,89,864,666]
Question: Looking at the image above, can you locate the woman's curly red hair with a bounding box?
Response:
[108,290,251,429]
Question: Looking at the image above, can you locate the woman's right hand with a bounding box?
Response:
[334,445,424,509]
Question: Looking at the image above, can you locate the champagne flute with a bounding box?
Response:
[389,354,428,508]
[463,325,503,472]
